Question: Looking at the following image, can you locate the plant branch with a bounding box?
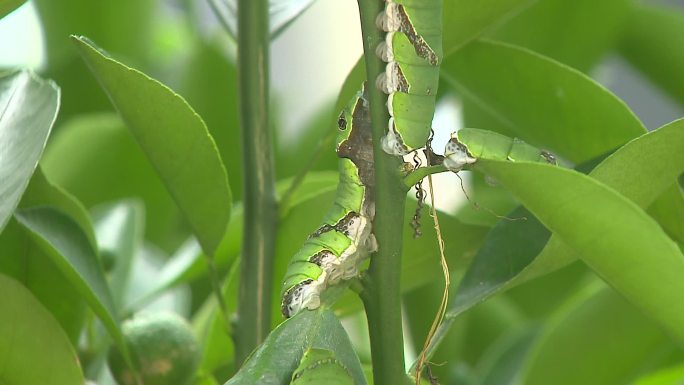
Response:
[234,0,277,366]
[403,165,449,188]
[357,1,411,384]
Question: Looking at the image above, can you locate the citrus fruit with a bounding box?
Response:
[108,312,200,385]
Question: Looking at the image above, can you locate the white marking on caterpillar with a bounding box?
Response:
[281,89,376,318]
[376,0,442,156]
[283,274,326,317]
[381,118,410,156]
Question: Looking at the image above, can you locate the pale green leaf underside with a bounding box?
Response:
[13,207,128,358]
[0,70,59,233]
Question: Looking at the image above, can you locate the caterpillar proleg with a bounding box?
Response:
[376,0,443,156]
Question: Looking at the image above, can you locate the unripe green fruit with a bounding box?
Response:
[108,312,200,385]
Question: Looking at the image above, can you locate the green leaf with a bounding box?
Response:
[193,260,240,374]
[475,327,540,385]
[41,112,184,250]
[619,4,684,107]
[71,35,232,256]
[91,200,145,308]
[34,0,155,68]
[520,285,669,385]
[401,199,489,293]
[442,119,684,330]
[454,173,519,227]
[0,273,84,385]
[475,159,684,342]
[449,206,551,316]
[489,0,631,72]
[33,0,155,119]
[0,70,59,233]
[0,0,24,19]
[173,40,242,199]
[19,166,97,250]
[444,0,534,54]
[523,118,684,285]
[13,207,128,358]
[633,365,684,385]
[441,40,646,163]
[0,220,87,344]
[648,184,684,246]
[225,309,366,385]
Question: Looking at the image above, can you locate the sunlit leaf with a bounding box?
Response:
[475,160,684,342]
[633,365,684,385]
[448,107,684,321]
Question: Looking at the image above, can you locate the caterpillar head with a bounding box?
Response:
[281,278,323,318]
[443,134,477,172]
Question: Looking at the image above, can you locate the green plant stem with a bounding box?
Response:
[234,0,277,366]
[357,1,411,384]
[404,165,449,188]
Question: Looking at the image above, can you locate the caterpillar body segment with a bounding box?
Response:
[376,0,443,156]
[444,128,558,172]
[280,89,376,318]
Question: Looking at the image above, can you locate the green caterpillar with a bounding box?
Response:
[289,348,354,385]
[280,89,377,318]
[377,0,443,156]
[443,128,557,172]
